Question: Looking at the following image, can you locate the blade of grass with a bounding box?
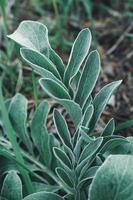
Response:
[115,119,133,131]
[0,79,33,194]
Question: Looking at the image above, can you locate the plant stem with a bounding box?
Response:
[32,70,38,108]
[0,79,33,194]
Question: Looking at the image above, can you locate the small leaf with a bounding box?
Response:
[78,137,103,163]
[53,109,72,149]
[33,182,60,193]
[64,28,91,87]
[78,166,99,189]
[75,51,100,107]
[40,79,82,127]
[76,137,103,174]
[111,137,133,155]
[23,192,63,200]
[53,147,72,169]
[101,118,115,136]
[100,137,128,154]
[40,78,70,99]
[82,105,94,127]
[89,155,133,200]
[49,49,65,78]
[82,95,92,114]
[9,94,32,152]
[56,167,73,188]
[1,171,22,200]
[89,80,122,132]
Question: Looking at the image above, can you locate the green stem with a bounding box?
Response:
[0,79,33,194]
[32,70,38,108]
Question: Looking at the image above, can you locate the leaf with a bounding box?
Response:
[76,137,103,174]
[49,49,65,78]
[78,166,99,189]
[31,101,52,167]
[110,137,133,155]
[40,78,70,99]
[75,51,100,107]
[89,155,133,200]
[8,20,65,77]
[9,94,32,152]
[101,118,115,136]
[20,48,66,90]
[56,167,73,188]
[82,95,92,114]
[8,20,50,56]
[40,79,82,127]
[82,105,94,127]
[23,192,63,200]
[53,147,72,169]
[89,80,122,132]
[78,137,103,163]
[53,109,72,149]
[99,137,128,154]
[33,182,60,193]
[63,28,91,87]
[1,171,22,200]
[31,100,50,150]
[21,48,61,79]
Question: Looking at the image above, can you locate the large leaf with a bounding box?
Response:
[89,155,133,200]
[21,48,61,79]
[23,192,63,200]
[63,28,91,87]
[40,79,82,127]
[8,20,65,77]
[1,171,22,200]
[9,94,32,152]
[8,20,50,55]
[75,50,100,107]
[89,80,122,132]
[53,109,72,149]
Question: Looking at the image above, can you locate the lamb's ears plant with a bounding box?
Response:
[0,20,131,199]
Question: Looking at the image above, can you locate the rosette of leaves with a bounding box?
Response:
[0,21,133,200]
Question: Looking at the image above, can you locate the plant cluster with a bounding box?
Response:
[0,21,133,200]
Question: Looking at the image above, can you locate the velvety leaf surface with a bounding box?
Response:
[40,79,82,127]
[89,155,133,200]
[101,118,115,136]
[53,109,72,149]
[75,50,100,107]
[9,94,32,152]
[21,48,61,79]
[20,48,66,89]
[1,171,22,200]
[89,80,122,131]
[23,192,63,200]
[64,28,91,87]
[8,20,50,56]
